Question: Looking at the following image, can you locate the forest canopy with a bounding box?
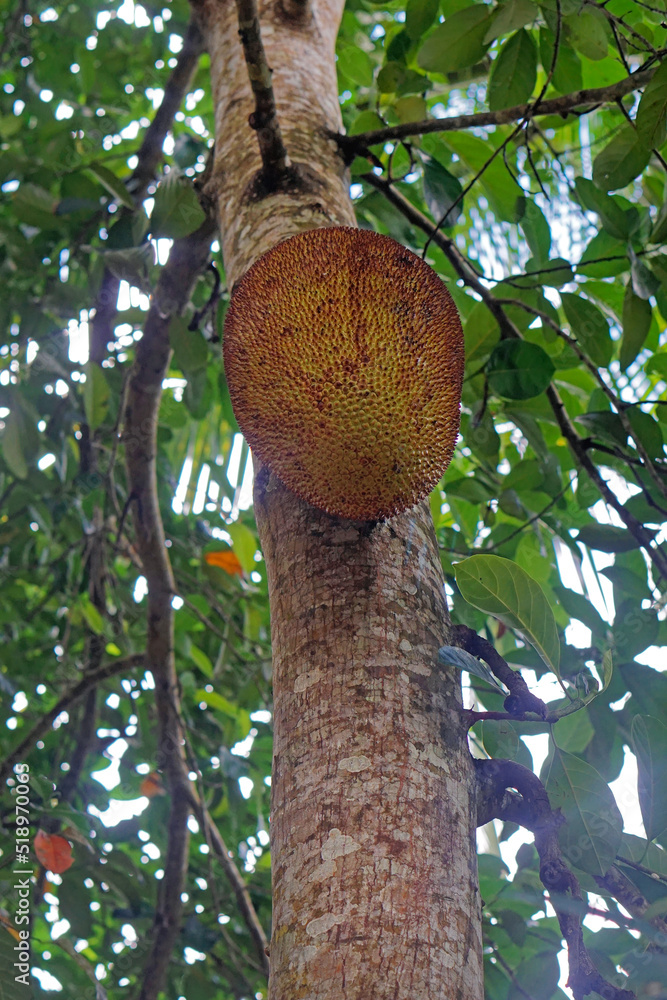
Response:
[1,0,667,997]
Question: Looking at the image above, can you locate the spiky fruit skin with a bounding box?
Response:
[223,226,464,521]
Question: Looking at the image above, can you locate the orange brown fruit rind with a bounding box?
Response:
[223,226,464,521]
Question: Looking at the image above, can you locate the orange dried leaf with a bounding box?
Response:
[140,771,166,798]
[204,550,244,576]
[0,913,21,941]
[34,831,73,874]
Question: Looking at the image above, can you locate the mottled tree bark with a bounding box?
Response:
[197,0,484,996]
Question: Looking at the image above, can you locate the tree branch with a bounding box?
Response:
[334,69,654,161]
[234,0,290,187]
[90,14,206,360]
[476,758,635,1000]
[125,215,217,1000]
[129,17,205,194]
[0,655,145,786]
[451,624,549,718]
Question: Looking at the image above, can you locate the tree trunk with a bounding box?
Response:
[198,0,484,995]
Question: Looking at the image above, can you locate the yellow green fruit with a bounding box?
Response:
[223,226,464,521]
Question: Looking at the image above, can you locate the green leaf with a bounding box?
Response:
[577,523,644,553]
[189,645,214,678]
[574,177,632,239]
[631,715,667,842]
[629,246,660,299]
[578,229,629,278]
[443,133,523,221]
[454,554,561,676]
[482,719,533,769]
[560,293,612,367]
[86,162,135,209]
[337,47,374,87]
[417,5,493,73]
[565,7,609,61]
[151,171,206,239]
[484,0,536,43]
[12,182,59,229]
[83,362,111,431]
[376,62,406,93]
[487,340,555,399]
[488,30,537,112]
[552,585,607,637]
[539,28,582,93]
[349,110,385,136]
[518,198,551,265]
[195,688,251,733]
[620,284,652,370]
[593,127,652,193]
[1,393,39,480]
[636,59,667,149]
[405,0,440,41]
[227,521,258,573]
[438,645,505,692]
[80,596,105,635]
[651,197,667,243]
[101,244,154,289]
[169,317,209,375]
[422,156,463,227]
[544,747,623,875]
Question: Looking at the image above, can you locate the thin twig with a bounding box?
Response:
[235,0,290,186]
[334,69,655,161]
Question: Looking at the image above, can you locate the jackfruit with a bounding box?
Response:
[223,226,463,520]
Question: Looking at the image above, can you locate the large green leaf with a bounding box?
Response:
[519,198,551,265]
[454,554,561,675]
[443,133,523,221]
[593,127,652,192]
[565,7,609,61]
[169,316,209,376]
[151,171,206,239]
[488,29,537,111]
[422,156,463,227]
[417,5,494,73]
[560,293,612,367]
[405,0,440,41]
[631,715,667,842]
[484,0,536,43]
[574,177,632,240]
[86,161,135,209]
[577,523,645,553]
[487,340,555,399]
[620,284,652,370]
[83,362,111,431]
[544,746,623,876]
